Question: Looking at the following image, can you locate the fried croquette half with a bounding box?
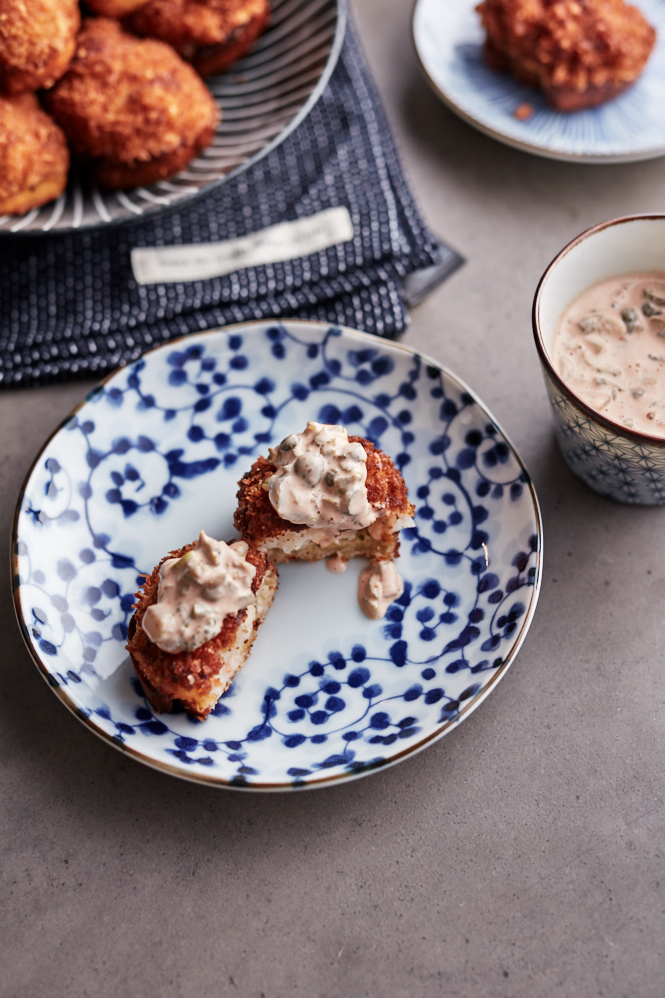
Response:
[234,436,415,565]
[0,0,80,95]
[0,93,69,215]
[477,0,656,111]
[47,18,219,190]
[126,0,270,76]
[127,541,278,720]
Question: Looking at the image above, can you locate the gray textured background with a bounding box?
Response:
[3,1,665,995]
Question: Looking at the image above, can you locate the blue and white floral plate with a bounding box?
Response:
[413,0,665,163]
[12,321,542,790]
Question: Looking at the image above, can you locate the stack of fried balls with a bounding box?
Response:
[0,0,270,215]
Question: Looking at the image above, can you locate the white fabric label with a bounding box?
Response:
[130,206,354,286]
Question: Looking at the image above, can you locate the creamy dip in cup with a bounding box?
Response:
[533,215,665,504]
[551,272,665,435]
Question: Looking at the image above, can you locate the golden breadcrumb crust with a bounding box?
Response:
[477,0,656,110]
[126,0,270,75]
[47,18,219,189]
[0,93,69,214]
[0,0,79,95]
[127,540,274,719]
[234,436,413,548]
[86,0,150,17]
[96,141,208,189]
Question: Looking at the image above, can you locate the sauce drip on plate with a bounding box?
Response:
[358,560,404,620]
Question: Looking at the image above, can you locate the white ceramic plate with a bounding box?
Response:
[12,320,542,790]
[412,0,665,164]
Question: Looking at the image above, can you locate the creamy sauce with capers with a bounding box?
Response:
[552,273,665,434]
[142,532,256,654]
[358,559,404,620]
[267,422,378,530]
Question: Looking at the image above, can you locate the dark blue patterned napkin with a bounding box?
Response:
[0,21,462,387]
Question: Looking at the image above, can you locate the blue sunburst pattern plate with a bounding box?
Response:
[413,0,665,163]
[12,321,542,790]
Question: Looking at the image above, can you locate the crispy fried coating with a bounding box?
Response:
[47,18,220,190]
[85,0,150,16]
[477,0,656,111]
[127,540,278,719]
[0,0,79,95]
[126,0,270,76]
[0,93,69,215]
[234,436,415,564]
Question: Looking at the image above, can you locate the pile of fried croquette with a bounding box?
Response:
[0,0,270,215]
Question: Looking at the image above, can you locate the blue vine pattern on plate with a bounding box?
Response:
[15,321,541,788]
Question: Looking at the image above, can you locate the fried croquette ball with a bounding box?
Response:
[126,0,270,77]
[46,19,220,191]
[0,0,80,95]
[477,0,656,111]
[85,0,149,16]
[0,93,69,215]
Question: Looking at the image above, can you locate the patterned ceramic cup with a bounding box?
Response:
[533,214,665,504]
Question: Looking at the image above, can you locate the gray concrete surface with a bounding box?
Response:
[3,1,665,995]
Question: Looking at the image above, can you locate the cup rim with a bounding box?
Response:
[532,212,665,449]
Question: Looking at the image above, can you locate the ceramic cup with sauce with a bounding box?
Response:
[533,214,665,505]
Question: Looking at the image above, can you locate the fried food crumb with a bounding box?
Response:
[514,101,534,120]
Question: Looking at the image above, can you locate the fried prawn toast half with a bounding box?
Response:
[47,18,219,191]
[0,93,69,215]
[127,541,278,720]
[126,0,270,76]
[234,436,415,565]
[0,0,80,95]
[477,0,656,111]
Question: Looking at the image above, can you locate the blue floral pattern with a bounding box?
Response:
[13,321,542,789]
[545,374,665,504]
[414,0,665,163]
